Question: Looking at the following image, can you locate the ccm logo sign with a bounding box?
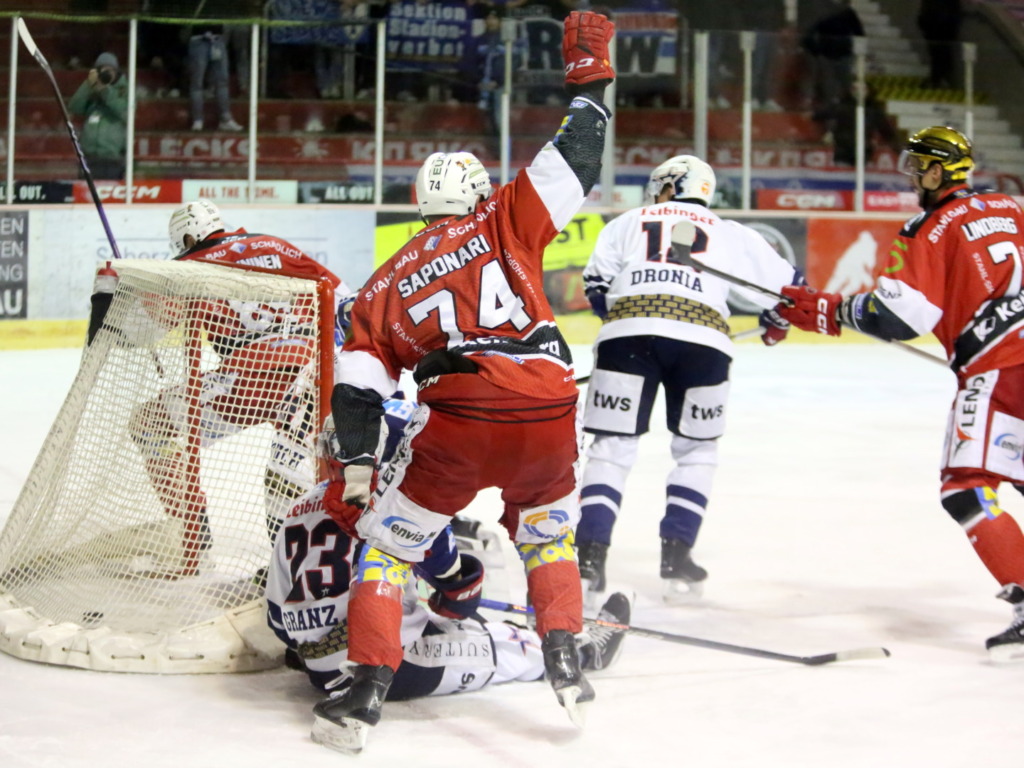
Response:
[757,189,852,210]
[72,181,183,203]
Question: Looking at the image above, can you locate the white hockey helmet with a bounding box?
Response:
[646,155,717,206]
[168,199,225,255]
[415,151,493,219]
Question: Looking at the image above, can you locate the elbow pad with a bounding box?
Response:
[553,92,612,196]
[838,293,918,341]
[330,383,386,465]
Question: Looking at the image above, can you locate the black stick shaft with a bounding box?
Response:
[479,597,890,666]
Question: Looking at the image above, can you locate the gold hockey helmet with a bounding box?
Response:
[898,126,974,183]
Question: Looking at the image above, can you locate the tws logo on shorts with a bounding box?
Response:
[523,509,570,538]
[383,516,432,549]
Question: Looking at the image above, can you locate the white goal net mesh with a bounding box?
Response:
[0,259,334,672]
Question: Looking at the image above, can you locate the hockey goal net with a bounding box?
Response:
[0,258,335,673]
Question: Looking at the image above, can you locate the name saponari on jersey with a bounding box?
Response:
[397,234,493,298]
[961,216,1019,241]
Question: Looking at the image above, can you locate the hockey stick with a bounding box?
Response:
[16,18,122,259]
[574,327,765,387]
[479,597,891,666]
[670,221,946,367]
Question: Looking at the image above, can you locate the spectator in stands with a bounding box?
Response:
[684,1,743,109]
[473,9,527,134]
[187,0,244,131]
[799,0,864,110]
[918,0,962,89]
[139,1,186,98]
[813,81,899,166]
[748,1,788,111]
[68,52,128,180]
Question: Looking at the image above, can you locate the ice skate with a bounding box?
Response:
[311,664,394,754]
[661,537,707,603]
[577,540,608,601]
[542,629,595,728]
[579,591,630,671]
[986,584,1024,663]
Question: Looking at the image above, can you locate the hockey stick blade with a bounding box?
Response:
[480,598,891,666]
[669,222,945,367]
[16,18,122,259]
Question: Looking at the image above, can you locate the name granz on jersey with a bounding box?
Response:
[630,265,703,291]
[397,234,493,298]
[281,604,338,632]
[961,216,1019,241]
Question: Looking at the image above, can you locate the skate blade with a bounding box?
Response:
[663,578,704,604]
[988,643,1024,664]
[555,686,590,729]
[311,713,371,754]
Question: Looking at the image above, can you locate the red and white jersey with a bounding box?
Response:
[338,144,587,401]
[877,187,1024,375]
[177,228,348,365]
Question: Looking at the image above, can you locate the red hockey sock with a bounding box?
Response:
[346,580,405,671]
[967,512,1024,587]
[526,560,583,636]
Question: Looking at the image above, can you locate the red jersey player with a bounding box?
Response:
[90,200,351,568]
[778,126,1024,661]
[311,11,617,753]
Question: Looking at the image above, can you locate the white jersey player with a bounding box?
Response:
[265,417,631,740]
[577,155,801,602]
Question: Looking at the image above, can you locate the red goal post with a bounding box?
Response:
[0,258,335,673]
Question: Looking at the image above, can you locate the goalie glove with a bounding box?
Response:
[562,10,615,90]
[776,285,842,337]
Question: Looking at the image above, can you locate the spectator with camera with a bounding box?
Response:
[68,51,129,180]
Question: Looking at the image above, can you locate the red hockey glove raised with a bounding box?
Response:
[758,307,790,346]
[776,285,842,336]
[562,11,615,89]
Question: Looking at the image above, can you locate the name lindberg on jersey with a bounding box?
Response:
[396,234,493,298]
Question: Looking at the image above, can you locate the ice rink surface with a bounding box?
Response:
[2,340,1023,767]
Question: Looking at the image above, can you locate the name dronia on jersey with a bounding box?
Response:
[961,216,1019,241]
[397,234,493,298]
[629,265,703,291]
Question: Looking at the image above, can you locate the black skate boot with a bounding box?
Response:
[542,629,595,727]
[577,540,609,594]
[986,583,1024,662]
[579,592,631,671]
[660,537,708,603]
[311,664,394,754]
